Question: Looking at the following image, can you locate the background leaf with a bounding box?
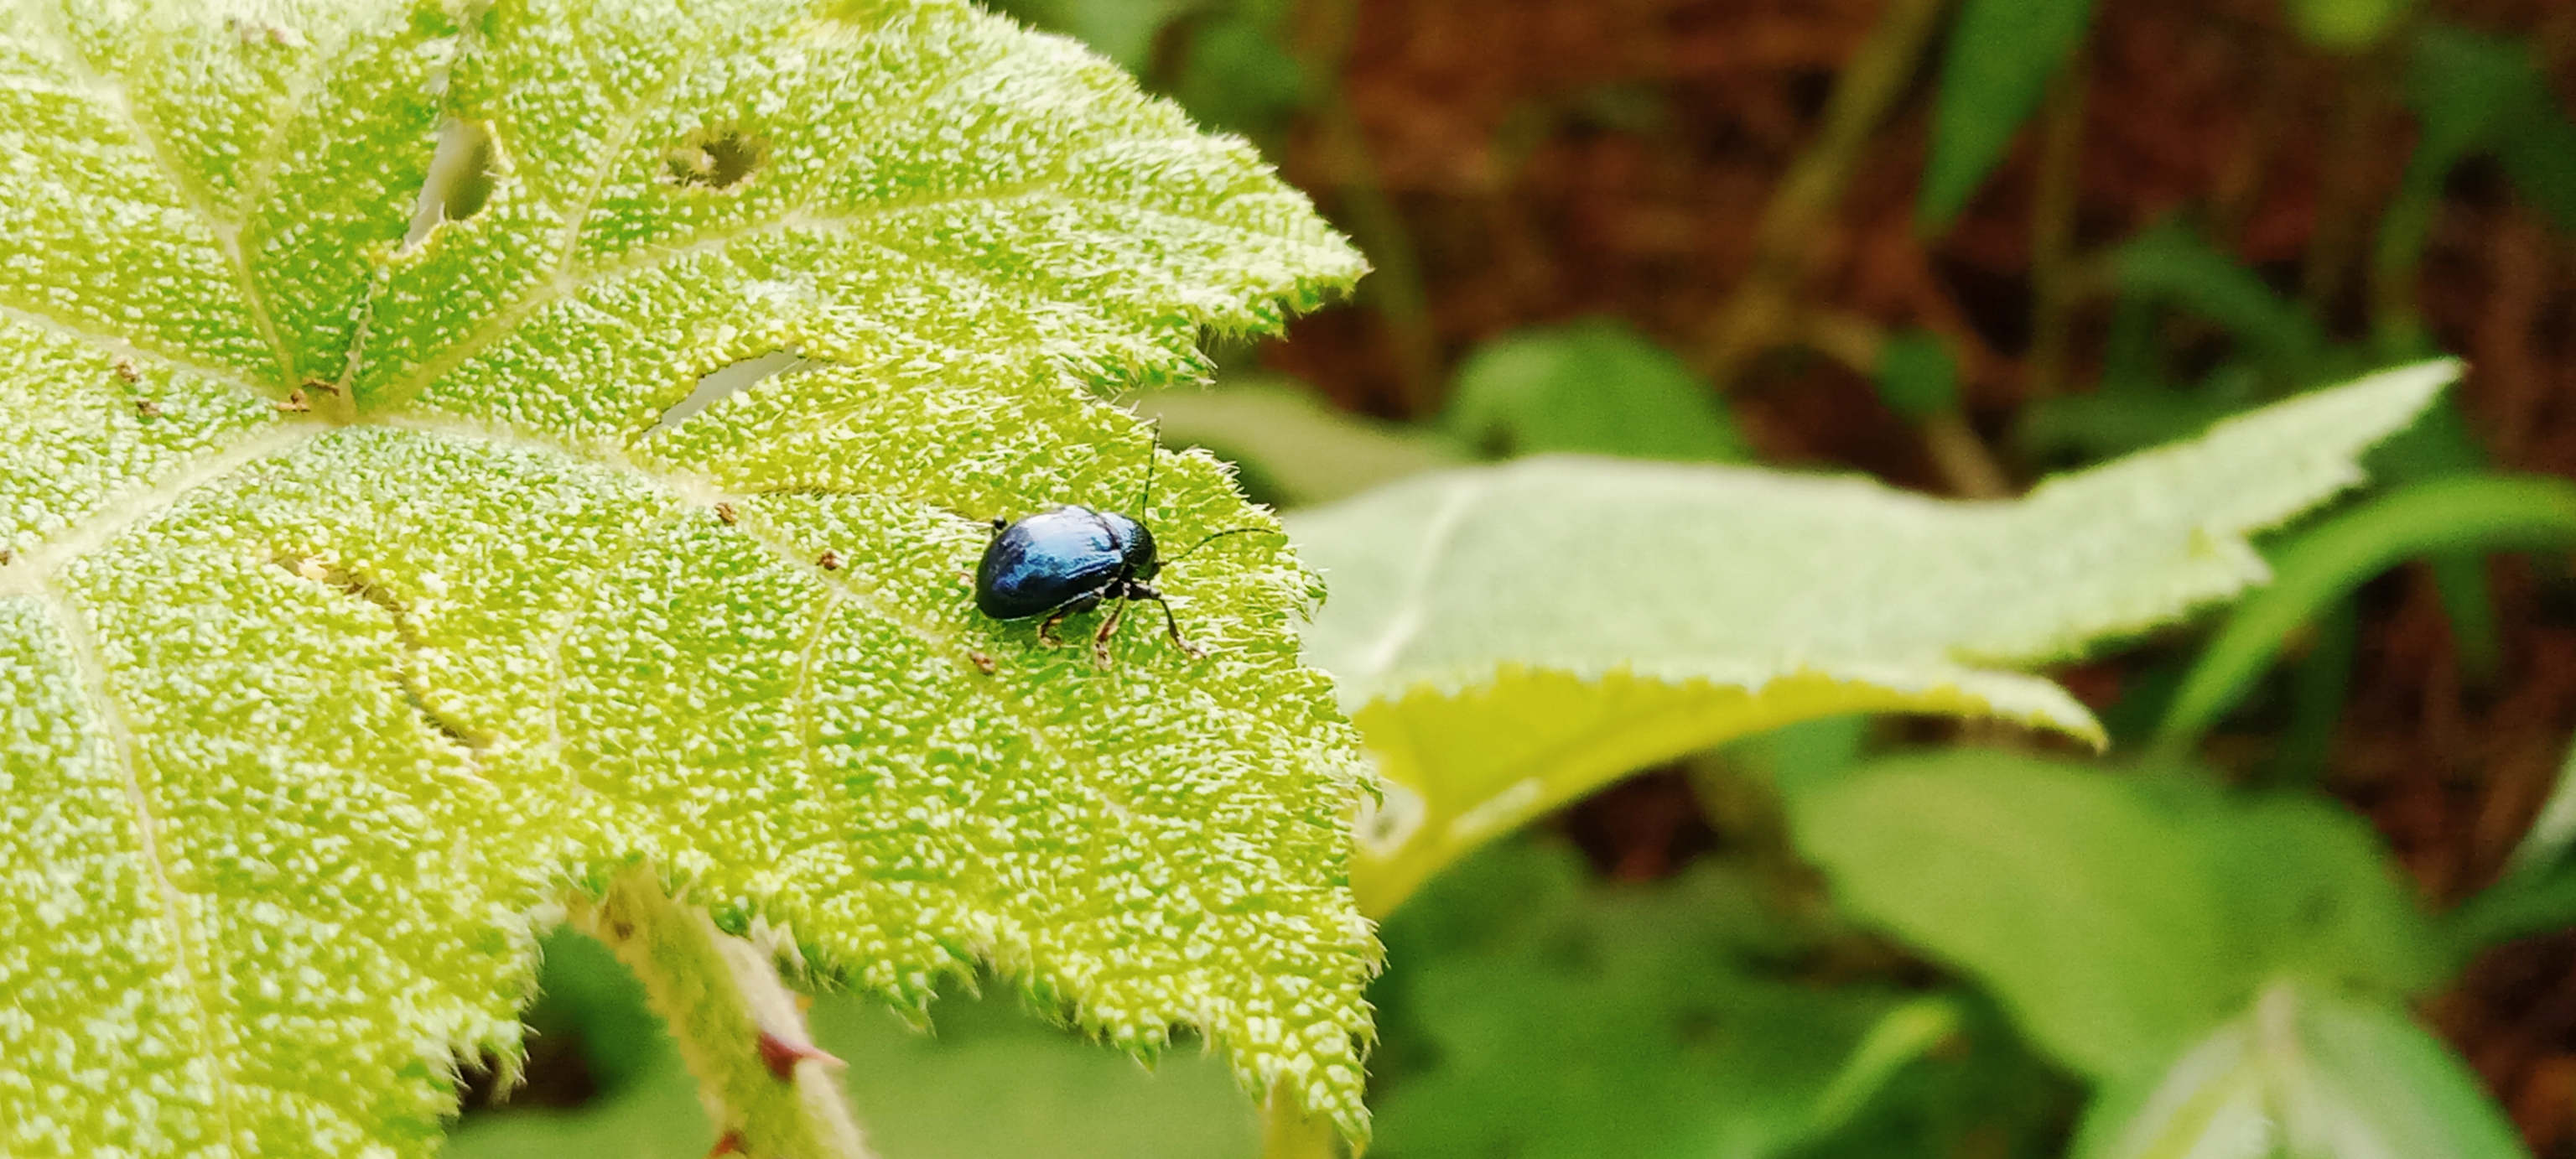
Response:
[2074,984,2527,1159]
[1366,841,1968,1159]
[2155,474,2576,751]
[0,0,1373,1150]
[1919,0,2096,229]
[1135,374,1462,507]
[1441,319,1748,462]
[1293,362,2449,914]
[1790,751,2438,1079]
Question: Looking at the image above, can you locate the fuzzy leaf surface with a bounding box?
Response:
[1291,362,2450,915]
[0,0,1374,1152]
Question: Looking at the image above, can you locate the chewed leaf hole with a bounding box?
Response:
[402,118,501,252]
[647,350,815,439]
[663,124,768,191]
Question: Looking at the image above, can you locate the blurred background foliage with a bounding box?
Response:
[450,0,2576,1154]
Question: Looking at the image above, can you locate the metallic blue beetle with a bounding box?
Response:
[974,430,1265,663]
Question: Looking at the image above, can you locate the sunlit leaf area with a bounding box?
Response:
[6,0,2576,1156]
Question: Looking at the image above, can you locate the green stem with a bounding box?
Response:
[578,867,873,1159]
[1697,0,1949,389]
[1260,1077,1346,1159]
[2023,49,2090,400]
[2299,44,2394,318]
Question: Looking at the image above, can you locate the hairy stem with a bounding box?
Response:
[1696,0,1948,389]
[2023,49,2090,400]
[2300,44,2395,318]
[1260,1077,1346,1159]
[1802,309,2012,499]
[577,867,873,1159]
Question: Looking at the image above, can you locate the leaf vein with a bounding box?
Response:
[30,2,297,387]
[35,583,244,1149]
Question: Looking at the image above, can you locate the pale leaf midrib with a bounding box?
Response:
[0,422,321,598]
[35,2,297,389]
[369,181,1307,417]
[37,582,245,1151]
[548,63,693,278]
[1346,475,1487,687]
[0,302,275,400]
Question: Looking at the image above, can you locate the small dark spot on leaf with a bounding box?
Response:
[0,548,13,566]
[709,1130,746,1157]
[610,920,635,942]
[816,549,844,571]
[133,399,164,418]
[714,502,740,525]
[110,358,139,383]
[968,650,997,675]
[663,125,767,191]
[225,16,304,47]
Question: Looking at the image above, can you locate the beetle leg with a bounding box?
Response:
[1133,584,1203,659]
[1089,600,1127,665]
[1038,608,1072,647]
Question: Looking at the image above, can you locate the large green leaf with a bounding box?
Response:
[1791,751,2437,1079]
[0,1,1374,1152]
[2074,983,2527,1159]
[1293,362,2451,915]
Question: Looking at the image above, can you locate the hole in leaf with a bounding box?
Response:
[662,124,768,191]
[646,350,815,439]
[402,118,501,252]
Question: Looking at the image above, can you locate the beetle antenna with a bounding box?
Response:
[1168,526,1282,564]
[1136,418,1162,518]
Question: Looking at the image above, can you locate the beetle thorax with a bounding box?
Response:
[1096,511,1160,580]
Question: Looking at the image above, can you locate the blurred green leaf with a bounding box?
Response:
[2448,735,2576,954]
[2113,224,2334,382]
[450,933,1260,1159]
[2449,857,2576,959]
[2016,383,2256,465]
[2508,735,2576,876]
[1369,842,1953,1159]
[1872,330,1962,423]
[2284,0,2413,50]
[1790,751,2439,1079]
[2400,25,2576,234]
[1172,13,1309,138]
[1919,0,2097,229]
[1445,319,1749,462]
[1293,363,2449,916]
[2073,983,2527,1159]
[1726,715,1873,798]
[986,0,1204,69]
[1133,375,1462,508]
[2158,475,2576,752]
